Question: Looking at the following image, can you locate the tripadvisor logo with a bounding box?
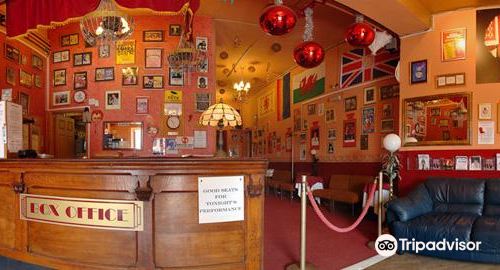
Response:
[375,234,398,257]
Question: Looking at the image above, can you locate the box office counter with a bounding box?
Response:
[0,158,267,269]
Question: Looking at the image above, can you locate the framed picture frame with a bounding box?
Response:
[34,74,42,88]
[410,60,427,84]
[53,50,70,63]
[143,75,164,89]
[307,104,316,115]
[469,156,482,171]
[2,88,12,101]
[362,107,375,134]
[327,128,336,140]
[195,93,211,112]
[382,103,393,118]
[169,24,182,36]
[197,76,208,89]
[195,37,208,52]
[73,90,86,103]
[98,44,110,58]
[169,68,184,86]
[363,87,376,105]
[197,58,208,73]
[344,96,357,112]
[19,70,32,88]
[325,108,335,123]
[105,90,121,110]
[61,33,79,47]
[6,67,15,86]
[95,67,114,82]
[143,30,164,42]
[343,119,356,147]
[479,103,492,120]
[380,84,399,100]
[122,67,138,86]
[441,28,466,62]
[417,154,430,170]
[144,48,163,69]
[381,119,394,132]
[19,92,29,116]
[5,44,20,63]
[73,52,92,66]
[53,69,66,86]
[53,91,70,106]
[436,72,465,88]
[74,71,87,90]
[115,40,135,65]
[32,55,43,70]
[136,96,149,114]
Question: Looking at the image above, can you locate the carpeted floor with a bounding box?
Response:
[366,253,499,269]
[264,194,378,270]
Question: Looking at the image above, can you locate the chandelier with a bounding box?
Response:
[80,0,135,46]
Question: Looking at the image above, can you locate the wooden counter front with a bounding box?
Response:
[0,158,267,269]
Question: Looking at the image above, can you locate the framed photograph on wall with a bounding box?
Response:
[169,24,182,36]
[19,92,29,116]
[196,37,208,52]
[325,108,335,123]
[53,50,70,63]
[169,68,184,86]
[381,119,394,132]
[95,67,114,81]
[143,75,164,89]
[73,52,92,66]
[455,156,468,170]
[136,96,149,114]
[344,96,357,112]
[74,71,87,90]
[144,48,163,68]
[417,154,430,170]
[53,69,66,86]
[469,156,482,171]
[34,74,42,88]
[343,119,356,147]
[197,76,208,89]
[307,104,316,115]
[195,93,211,112]
[6,67,15,86]
[61,33,79,46]
[98,45,110,58]
[441,28,466,62]
[410,60,427,84]
[122,67,138,86]
[32,55,43,70]
[105,90,121,110]
[5,44,20,63]
[53,91,70,106]
[19,70,33,87]
[363,87,376,104]
[143,30,164,42]
[479,103,492,119]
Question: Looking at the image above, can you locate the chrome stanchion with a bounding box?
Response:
[286,175,317,270]
[367,172,383,249]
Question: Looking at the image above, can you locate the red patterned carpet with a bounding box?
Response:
[264,194,377,270]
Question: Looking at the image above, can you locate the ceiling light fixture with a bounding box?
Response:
[80,0,135,47]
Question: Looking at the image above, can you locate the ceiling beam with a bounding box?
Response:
[333,0,432,36]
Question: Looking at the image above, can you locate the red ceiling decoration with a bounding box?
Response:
[6,0,200,37]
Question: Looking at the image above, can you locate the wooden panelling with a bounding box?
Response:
[0,173,20,250]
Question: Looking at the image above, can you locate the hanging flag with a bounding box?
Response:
[282,73,291,119]
[340,48,399,88]
[292,63,325,104]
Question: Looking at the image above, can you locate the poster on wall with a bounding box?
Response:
[310,121,320,150]
[478,121,495,144]
[343,119,356,147]
[477,9,500,83]
[115,40,135,64]
[258,92,275,117]
[299,143,306,161]
[292,62,325,104]
[164,90,182,103]
[293,108,302,132]
[165,138,178,154]
[327,142,334,154]
[441,28,466,61]
[362,107,375,134]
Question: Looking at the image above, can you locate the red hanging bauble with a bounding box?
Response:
[259,4,297,36]
[345,22,375,47]
[293,41,325,69]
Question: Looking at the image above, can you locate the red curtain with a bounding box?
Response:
[6,0,200,37]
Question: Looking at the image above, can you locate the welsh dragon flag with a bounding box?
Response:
[292,63,325,104]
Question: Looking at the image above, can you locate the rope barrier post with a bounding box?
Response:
[286,175,317,270]
[367,171,384,249]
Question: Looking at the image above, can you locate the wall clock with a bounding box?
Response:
[167,115,180,129]
[73,90,86,103]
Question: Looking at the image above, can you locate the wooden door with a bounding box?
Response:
[54,115,75,158]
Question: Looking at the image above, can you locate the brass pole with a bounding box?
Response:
[378,171,383,236]
[300,175,307,270]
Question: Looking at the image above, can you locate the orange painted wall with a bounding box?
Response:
[243,43,399,163]
[47,15,216,157]
[399,9,500,150]
[0,32,47,152]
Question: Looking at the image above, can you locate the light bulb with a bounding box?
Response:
[120,17,130,33]
[95,26,104,35]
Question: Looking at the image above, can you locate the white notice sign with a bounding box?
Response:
[198,176,244,224]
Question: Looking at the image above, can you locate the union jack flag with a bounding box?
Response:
[340,48,399,89]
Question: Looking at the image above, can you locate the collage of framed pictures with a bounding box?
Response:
[74,72,87,90]
[95,67,114,81]
[145,48,163,68]
[122,67,138,85]
[169,68,184,86]
[54,69,66,86]
[414,153,500,171]
[143,75,164,89]
[436,72,465,87]
[73,52,92,66]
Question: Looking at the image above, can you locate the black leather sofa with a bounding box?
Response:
[386,177,500,263]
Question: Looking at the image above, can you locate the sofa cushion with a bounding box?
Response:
[312,189,333,199]
[392,213,478,242]
[484,180,500,216]
[387,184,433,222]
[471,216,500,253]
[330,175,350,190]
[425,178,485,215]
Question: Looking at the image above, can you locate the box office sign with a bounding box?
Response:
[20,194,144,231]
[198,176,244,224]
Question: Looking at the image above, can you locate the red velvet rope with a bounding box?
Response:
[306,180,377,233]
